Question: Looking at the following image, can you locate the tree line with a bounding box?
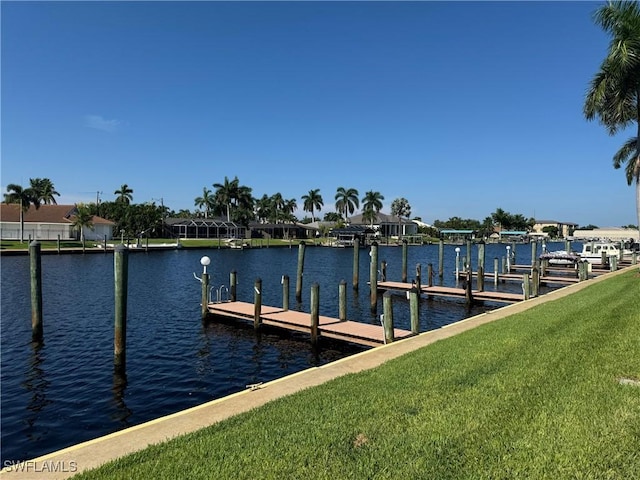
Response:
[4,177,585,241]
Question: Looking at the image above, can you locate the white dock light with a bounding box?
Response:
[200,256,211,274]
[455,247,461,277]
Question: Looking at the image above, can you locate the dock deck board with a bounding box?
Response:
[377,281,523,303]
[207,301,413,347]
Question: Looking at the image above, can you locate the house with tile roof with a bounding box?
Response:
[0,204,115,241]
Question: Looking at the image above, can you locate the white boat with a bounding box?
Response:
[539,250,581,266]
[225,238,250,250]
[579,242,623,264]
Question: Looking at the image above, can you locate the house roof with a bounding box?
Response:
[0,204,115,225]
[534,220,579,226]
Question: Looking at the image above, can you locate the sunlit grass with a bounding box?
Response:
[75,270,640,479]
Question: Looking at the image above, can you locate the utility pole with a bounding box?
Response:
[96,191,103,216]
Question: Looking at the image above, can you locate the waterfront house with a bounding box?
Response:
[0,204,115,241]
[348,212,419,238]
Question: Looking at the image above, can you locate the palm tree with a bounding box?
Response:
[194,187,215,218]
[270,192,285,223]
[30,178,60,205]
[362,190,385,227]
[335,187,359,223]
[491,208,510,232]
[584,0,640,229]
[70,204,94,244]
[301,189,324,222]
[4,183,39,242]
[255,194,273,224]
[114,184,134,205]
[213,176,239,222]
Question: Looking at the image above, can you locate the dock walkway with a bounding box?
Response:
[376,281,523,303]
[207,301,413,347]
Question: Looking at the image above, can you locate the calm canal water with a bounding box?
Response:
[1,242,569,463]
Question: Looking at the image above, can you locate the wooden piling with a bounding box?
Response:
[282,274,289,311]
[339,280,347,321]
[369,242,378,313]
[311,283,320,345]
[381,260,387,282]
[57,234,61,254]
[477,265,484,291]
[201,271,209,320]
[531,242,537,266]
[254,278,262,329]
[401,239,408,283]
[427,263,433,287]
[531,265,539,297]
[114,245,128,372]
[382,291,395,344]
[466,240,472,270]
[295,241,306,302]
[478,240,485,275]
[523,273,530,300]
[230,270,237,302]
[493,257,499,285]
[29,241,43,342]
[415,263,422,291]
[409,286,419,335]
[438,239,444,278]
[465,267,473,305]
[352,237,360,290]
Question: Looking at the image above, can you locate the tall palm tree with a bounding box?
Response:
[491,207,510,232]
[213,176,239,222]
[194,187,215,218]
[270,192,285,223]
[335,187,359,222]
[255,194,273,224]
[584,0,640,229]
[4,183,39,242]
[301,189,323,222]
[362,190,384,226]
[114,184,134,205]
[283,198,298,221]
[71,204,94,243]
[30,178,60,205]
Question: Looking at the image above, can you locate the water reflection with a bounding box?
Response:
[110,371,131,427]
[22,342,51,441]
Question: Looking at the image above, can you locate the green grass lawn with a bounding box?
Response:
[74,269,640,479]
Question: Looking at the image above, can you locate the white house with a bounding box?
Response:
[572,227,639,242]
[348,212,419,238]
[0,204,115,241]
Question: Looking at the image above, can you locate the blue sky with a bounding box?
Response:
[2,1,637,227]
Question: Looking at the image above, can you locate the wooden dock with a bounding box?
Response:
[376,281,523,303]
[206,301,414,347]
[455,271,580,285]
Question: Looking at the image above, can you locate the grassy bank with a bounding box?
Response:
[77,270,640,479]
